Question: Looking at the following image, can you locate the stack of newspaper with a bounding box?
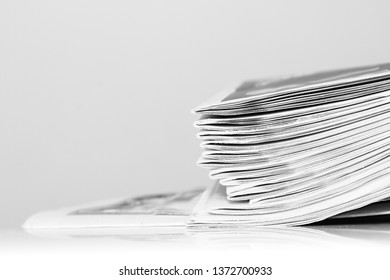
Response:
[23,63,390,232]
[189,63,390,227]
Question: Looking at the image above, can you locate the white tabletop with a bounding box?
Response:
[1,224,390,280]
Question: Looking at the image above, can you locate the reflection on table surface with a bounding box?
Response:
[2,222,390,252]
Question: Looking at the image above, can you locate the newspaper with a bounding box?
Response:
[23,189,203,230]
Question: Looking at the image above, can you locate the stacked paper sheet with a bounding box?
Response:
[190,63,390,227]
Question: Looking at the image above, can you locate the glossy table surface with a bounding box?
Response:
[2,224,390,280]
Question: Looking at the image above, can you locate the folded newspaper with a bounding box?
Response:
[23,189,203,229]
[23,62,390,230]
[23,187,390,230]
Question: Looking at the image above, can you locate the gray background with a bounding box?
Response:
[1,0,390,228]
